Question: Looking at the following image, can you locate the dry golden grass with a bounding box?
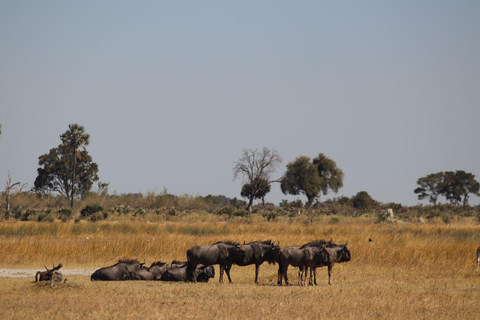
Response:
[1,218,480,319]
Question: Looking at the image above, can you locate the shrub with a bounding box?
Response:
[12,206,23,220]
[216,207,234,216]
[57,208,73,222]
[441,212,452,224]
[89,211,107,222]
[81,204,104,218]
[329,217,340,224]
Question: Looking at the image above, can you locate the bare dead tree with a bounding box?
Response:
[233,148,282,212]
[4,171,27,211]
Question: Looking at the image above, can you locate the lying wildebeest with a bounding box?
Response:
[187,241,244,283]
[130,261,169,280]
[90,259,145,281]
[277,246,318,286]
[301,239,351,285]
[161,260,215,282]
[232,240,280,284]
[35,263,63,283]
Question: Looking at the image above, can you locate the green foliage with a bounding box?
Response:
[281,153,344,207]
[33,144,99,200]
[81,203,104,218]
[415,171,480,206]
[57,208,73,221]
[241,178,271,203]
[351,191,377,209]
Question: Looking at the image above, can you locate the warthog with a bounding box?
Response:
[161,260,215,282]
[35,263,63,283]
[301,240,351,285]
[277,246,317,286]
[233,240,280,284]
[187,241,244,283]
[130,261,169,280]
[90,259,145,281]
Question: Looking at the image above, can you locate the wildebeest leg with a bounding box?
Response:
[225,264,233,283]
[313,267,317,285]
[219,265,224,283]
[255,264,260,284]
[277,263,282,285]
[328,264,333,285]
[283,265,289,286]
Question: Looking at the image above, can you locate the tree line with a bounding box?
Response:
[1,123,480,211]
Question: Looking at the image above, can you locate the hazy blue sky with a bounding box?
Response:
[1,1,479,206]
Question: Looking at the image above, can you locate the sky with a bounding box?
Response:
[1,1,479,207]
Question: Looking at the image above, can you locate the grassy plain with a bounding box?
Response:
[0,217,479,319]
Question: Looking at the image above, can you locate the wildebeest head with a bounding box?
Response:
[336,242,351,263]
[147,261,169,280]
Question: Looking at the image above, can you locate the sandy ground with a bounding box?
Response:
[0,268,96,279]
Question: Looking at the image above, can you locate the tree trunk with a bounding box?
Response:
[247,196,254,213]
[71,151,76,209]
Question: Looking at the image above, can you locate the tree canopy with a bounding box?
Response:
[281,153,344,207]
[414,170,480,206]
[233,148,282,212]
[34,125,98,206]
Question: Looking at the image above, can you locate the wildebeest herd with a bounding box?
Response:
[35,239,352,286]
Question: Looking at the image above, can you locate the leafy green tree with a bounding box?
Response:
[240,178,271,205]
[351,191,377,209]
[34,125,98,208]
[233,148,282,212]
[441,171,480,207]
[414,172,445,205]
[60,124,91,208]
[281,153,344,207]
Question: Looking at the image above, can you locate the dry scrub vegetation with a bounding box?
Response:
[1,218,479,319]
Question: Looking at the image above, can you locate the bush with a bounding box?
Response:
[89,211,107,222]
[37,212,55,222]
[216,207,234,216]
[12,206,23,220]
[81,204,104,218]
[57,208,73,221]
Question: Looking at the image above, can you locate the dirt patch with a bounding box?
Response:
[0,268,95,278]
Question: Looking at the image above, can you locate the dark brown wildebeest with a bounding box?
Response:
[160,260,215,282]
[301,239,351,285]
[232,240,280,284]
[277,246,317,286]
[477,246,480,269]
[130,261,169,280]
[186,241,244,283]
[35,263,63,283]
[90,259,145,281]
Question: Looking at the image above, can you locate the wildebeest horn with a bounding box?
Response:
[44,265,48,271]
[276,240,280,246]
[243,240,246,245]
[344,241,348,247]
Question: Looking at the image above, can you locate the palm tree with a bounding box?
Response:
[60,124,90,209]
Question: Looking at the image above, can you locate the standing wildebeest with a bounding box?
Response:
[301,239,351,285]
[35,263,63,283]
[187,241,244,283]
[130,261,169,280]
[161,260,215,282]
[277,246,318,286]
[90,259,145,281]
[232,240,280,284]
